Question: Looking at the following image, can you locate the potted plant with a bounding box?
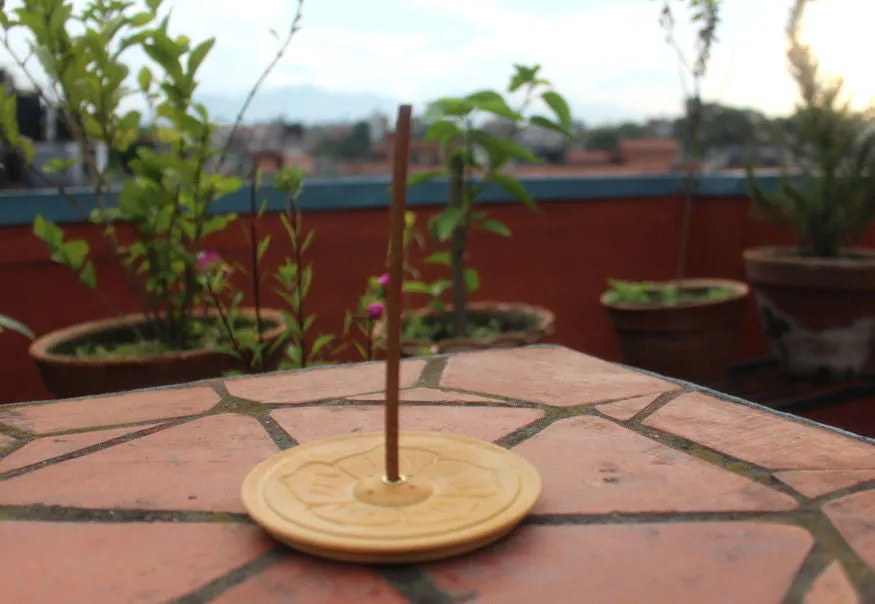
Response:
[600,0,749,384]
[744,0,875,380]
[394,64,572,355]
[0,0,303,398]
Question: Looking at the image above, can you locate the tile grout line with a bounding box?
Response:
[415,356,448,389]
[803,511,875,600]
[0,440,28,464]
[624,388,691,425]
[374,565,459,604]
[780,542,835,604]
[493,411,564,450]
[170,548,286,604]
[596,410,811,505]
[211,380,299,451]
[255,414,298,451]
[0,418,196,482]
[0,504,844,529]
[0,504,253,524]
[810,478,875,507]
[525,510,804,527]
[0,422,34,440]
[36,416,195,438]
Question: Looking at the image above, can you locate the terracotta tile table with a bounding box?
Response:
[2,345,875,602]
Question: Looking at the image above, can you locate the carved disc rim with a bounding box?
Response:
[241,431,541,559]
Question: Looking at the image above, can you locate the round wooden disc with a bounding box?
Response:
[241,430,541,564]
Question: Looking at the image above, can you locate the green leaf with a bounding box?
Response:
[403,281,432,294]
[508,64,540,93]
[303,315,316,334]
[424,252,451,265]
[78,261,97,289]
[426,97,474,118]
[33,215,64,249]
[430,280,452,296]
[541,91,572,128]
[62,240,89,268]
[129,12,153,27]
[0,314,34,340]
[478,219,511,236]
[146,0,163,14]
[187,38,215,75]
[257,235,271,262]
[488,173,539,212]
[465,268,480,292]
[529,115,571,137]
[424,119,461,145]
[309,333,334,359]
[433,208,463,241]
[408,170,443,187]
[19,137,34,164]
[137,66,153,92]
[42,158,76,175]
[472,130,541,164]
[464,90,521,120]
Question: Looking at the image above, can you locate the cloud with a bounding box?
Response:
[0,0,870,123]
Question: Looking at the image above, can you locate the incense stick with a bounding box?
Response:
[384,104,412,484]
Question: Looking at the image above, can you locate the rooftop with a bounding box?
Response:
[2,345,874,602]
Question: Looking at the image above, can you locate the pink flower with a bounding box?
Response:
[366,302,385,319]
[377,273,407,296]
[197,250,221,268]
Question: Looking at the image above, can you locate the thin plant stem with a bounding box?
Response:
[249,173,264,354]
[207,283,243,360]
[215,0,305,174]
[289,197,308,368]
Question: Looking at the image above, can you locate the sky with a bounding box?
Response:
[3,0,874,124]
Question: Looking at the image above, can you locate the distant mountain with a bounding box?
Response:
[196,85,399,125]
[572,102,653,127]
[197,84,648,127]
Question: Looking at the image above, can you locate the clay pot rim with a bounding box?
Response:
[29,307,288,367]
[387,301,555,349]
[743,246,875,269]
[599,278,749,312]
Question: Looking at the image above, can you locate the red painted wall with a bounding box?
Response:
[1,194,865,404]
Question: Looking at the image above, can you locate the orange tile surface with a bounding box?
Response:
[0,386,220,433]
[2,345,875,603]
[226,360,425,404]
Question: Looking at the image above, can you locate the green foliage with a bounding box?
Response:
[411,64,572,337]
[0,314,34,339]
[603,280,736,306]
[275,187,337,370]
[746,0,875,258]
[0,0,302,352]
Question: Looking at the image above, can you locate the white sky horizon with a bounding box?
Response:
[0,0,871,125]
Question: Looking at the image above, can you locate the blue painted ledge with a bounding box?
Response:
[0,172,778,227]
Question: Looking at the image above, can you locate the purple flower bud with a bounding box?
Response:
[197,250,220,268]
[366,302,385,319]
[377,273,390,288]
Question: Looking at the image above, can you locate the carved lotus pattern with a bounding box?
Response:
[281,444,503,528]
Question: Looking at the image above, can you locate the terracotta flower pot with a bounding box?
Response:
[601,279,749,384]
[383,301,554,357]
[744,246,875,380]
[29,308,288,399]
